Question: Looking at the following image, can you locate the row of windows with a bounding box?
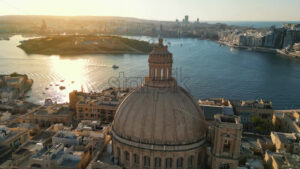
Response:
[78,107,113,114]
[124,151,194,169]
[79,113,113,122]
[79,113,111,117]
[151,67,171,80]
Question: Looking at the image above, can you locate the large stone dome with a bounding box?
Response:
[111,38,208,169]
[112,85,207,145]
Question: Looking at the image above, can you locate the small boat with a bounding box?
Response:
[112,65,119,69]
[71,81,75,84]
[60,80,64,82]
[49,84,52,86]
[42,92,46,95]
[55,84,59,86]
[45,88,49,90]
[59,86,66,90]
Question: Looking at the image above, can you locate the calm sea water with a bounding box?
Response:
[1,35,300,109]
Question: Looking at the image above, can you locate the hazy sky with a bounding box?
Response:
[0,0,300,21]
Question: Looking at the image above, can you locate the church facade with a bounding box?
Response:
[111,38,242,169]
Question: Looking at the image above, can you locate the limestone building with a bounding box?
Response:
[19,99,74,128]
[69,88,131,123]
[211,114,242,169]
[111,38,242,169]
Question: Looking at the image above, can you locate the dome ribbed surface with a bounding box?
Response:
[112,85,207,145]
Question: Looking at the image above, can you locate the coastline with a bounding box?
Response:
[218,40,300,59]
[18,50,148,56]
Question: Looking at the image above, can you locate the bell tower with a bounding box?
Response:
[211,114,242,169]
[144,38,176,88]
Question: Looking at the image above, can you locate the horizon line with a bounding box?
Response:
[0,14,300,23]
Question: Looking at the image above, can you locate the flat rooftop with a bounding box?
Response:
[60,158,81,168]
[35,104,71,115]
[220,115,237,123]
[272,132,297,144]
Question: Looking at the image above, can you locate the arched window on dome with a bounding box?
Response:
[125,151,130,162]
[116,147,120,157]
[144,156,150,168]
[134,154,139,165]
[188,155,194,169]
[166,158,172,169]
[176,157,183,169]
[155,68,157,80]
[161,68,164,80]
[197,153,201,168]
[154,157,161,168]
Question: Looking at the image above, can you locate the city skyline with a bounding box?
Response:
[0,0,300,21]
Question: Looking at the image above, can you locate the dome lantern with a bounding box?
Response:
[145,38,176,88]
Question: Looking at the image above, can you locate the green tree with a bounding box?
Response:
[251,116,272,134]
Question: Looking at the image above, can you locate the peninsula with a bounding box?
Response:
[18,35,153,55]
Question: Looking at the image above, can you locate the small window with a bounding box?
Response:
[155,157,161,168]
[144,156,150,167]
[177,157,183,168]
[197,153,202,166]
[166,158,172,169]
[117,147,120,157]
[188,156,194,169]
[125,151,130,161]
[223,140,231,153]
[134,154,139,164]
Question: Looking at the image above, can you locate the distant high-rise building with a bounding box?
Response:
[184,15,189,24]
[40,19,47,33]
[197,18,200,23]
